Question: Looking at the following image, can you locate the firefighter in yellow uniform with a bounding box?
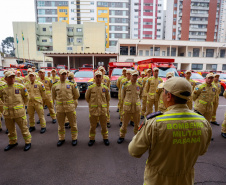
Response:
[24,68,32,83]
[47,71,51,78]
[137,71,145,85]
[119,70,131,127]
[116,68,127,112]
[98,66,111,128]
[25,72,47,134]
[145,67,163,116]
[0,71,32,151]
[38,69,57,123]
[128,77,212,185]
[15,71,24,84]
[0,81,6,132]
[141,69,152,119]
[221,90,226,138]
[85,71,110,146]
[117,71,142,144]
[52,69,80,147]
[156,72,174,112]
[51,69,60,83]
[192,73,217,122]
[1,70,8,83]
[184,70,196,110]
[210,73,221,126]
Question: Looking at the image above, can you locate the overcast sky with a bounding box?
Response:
[0,0,167,44]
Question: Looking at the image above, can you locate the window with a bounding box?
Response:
[71,1,74,4]
[145,50,149,56]
[38,9,45,15]
[91,17,94,20]
[122,33,126,39]
[59,17,68,21]
[111,33,115,38]
[51,1,55,6]
[144,10,153,13]
[167,47,176,56]
[38,18,46,23]
[90,1,94,5]
[122,18,127,23]
[206,49,214,57]
[122,26,126,31]
[42,39,47,42]
[154,47,160,56]
[192,64,203,70]
[130,47,136,56]
[220,49,225,58]
[150,47,153,56]
[139,50,143,56]
[174,11,177,14]
[193,48,200,57]
[143,22,152,25]
[68,27,74,32]
[206,64,217,70]
[37,1,45,6]
[98,17,108,23]
[77,38,82,43]
[120,46,128,55]
[43,28,46,31]
[49,38,52,43]
[98,10,108,15]
[110,41,117,46]
[77,28,82,32]
[90,9,94,13]
[67,47,73,51]
[59,9,68,13]
[162,51,165,56]
[222,64,226,70]
[68,37,74,43]
[111,26,115,31]
[188,52,192,57]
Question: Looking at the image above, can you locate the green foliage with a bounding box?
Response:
[1,36,15,57]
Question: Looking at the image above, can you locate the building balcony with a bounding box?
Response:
[189,27,207,32]
[67,32,74,36]
[179,5,183,9]
[191,0,210,2]
[179,13,182,16]
[190,6,209,10]
[190,20,208,24]
[178,19,182,23]
[37,41,53,46]
[189,35,206,39]
[190,13,209,17]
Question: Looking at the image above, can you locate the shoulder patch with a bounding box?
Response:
[146,111,163,120]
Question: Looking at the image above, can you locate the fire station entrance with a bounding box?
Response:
[43,52,118,69]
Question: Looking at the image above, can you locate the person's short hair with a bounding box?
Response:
[165,89,188,104]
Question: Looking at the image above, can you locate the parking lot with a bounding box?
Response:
[0,96,226,185]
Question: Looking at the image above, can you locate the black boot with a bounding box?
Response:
[40,128,46,134]
[119,122,122,127]
[88,140,95,146]
[117,108,119,112]
[47,113,50,116]
[52,119,57,124]
[117,137,124,144]
[107,123,111,128]
[65,122,70,128]
[72,140,77,146]
[96,123,100,128]
[57,140,65,147]
[24,143,31,151]
[130,121,134,127]
[141,116,144,119]
[210,121,220,126]
[44,105,47,109]
[29,127,36,132]
[0,128,2,132]
[221,133,226,138]
[4,143,18,151]
[37,120,40,124]
[103,139,110,146]
[5,129,8,134]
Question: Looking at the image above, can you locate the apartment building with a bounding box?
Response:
[165,0,221,42]
[218,0,226,42]
[13,22,106,63]
[117,39,226,71]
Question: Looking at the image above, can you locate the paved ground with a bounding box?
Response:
[0,95,226,185]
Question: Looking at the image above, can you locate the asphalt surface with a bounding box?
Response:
[0,96,226,185]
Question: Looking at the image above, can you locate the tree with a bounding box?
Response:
[1,37,15,57]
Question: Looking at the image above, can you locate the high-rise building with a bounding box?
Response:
[218,0,226,42]
[130,0,165,40]
[165,0,221,42]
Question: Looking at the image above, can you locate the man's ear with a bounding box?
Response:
[167,92,172,101]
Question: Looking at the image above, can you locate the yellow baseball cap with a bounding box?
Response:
[95,70,102,76]
[141,71,145,75]
[51,69,56,72]
[28,72,36,76]
[166,72,174,78]
[185,70,192,74]
[131,70,139,76]
[16,71,21,74]
[126,70,131,74]
[122,68,127,71]
[59,69,67,74]
[163,77,192,100]
[153,67,159,72]
[5,71,15,77]
[214,73,220,77]
[147,69,152,73]
[68,72,74,77]
[206,73,214,78]
[27,68,32,72]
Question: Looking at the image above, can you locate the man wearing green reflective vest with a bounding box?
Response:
[85,70,110,147]
[192,73,217,122]
[128,77,212,185]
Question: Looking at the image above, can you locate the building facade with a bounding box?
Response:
[117,39,226,71]
[165,0,221,42]
[13,22,106,64]
[218,0,226,42]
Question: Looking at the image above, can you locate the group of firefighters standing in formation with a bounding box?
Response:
[0,65,225,152]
